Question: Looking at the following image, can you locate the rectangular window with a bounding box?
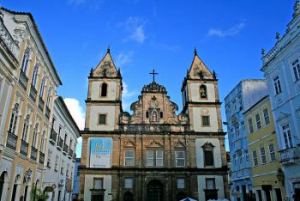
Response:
[255,114,261,129]
[146,150,163,167]
[204,150,214,166]
[156,150,164,167]
[248,118,254,133]
[202,116,210,127]
[292,59,300,81]
[177,178,185,189]
[206,178,216,189]
[124,178,133,189]
[146,150,154,166]
[94,178,103,189]
[282,124,293,149]
[175,150,185,167]
[273,76,282,95]
[263,108,270,125]
[260,147,267,164]
[98,114,106,125]
[252,150,258,166]
[124,149,135,166]
[269,144,276,161]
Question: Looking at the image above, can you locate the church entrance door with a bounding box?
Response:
[147,180,163,201]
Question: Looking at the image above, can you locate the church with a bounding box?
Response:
[79,48,229,201]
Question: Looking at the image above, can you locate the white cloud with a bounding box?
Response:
[115,51,134,67]
[122,82,138,111]
[64,98,85,130]
[120,17,146,44]
[208,22,245,38]
[67,0,104,10]
[64,98,85,158]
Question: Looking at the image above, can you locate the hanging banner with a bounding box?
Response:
[89,137,113,168]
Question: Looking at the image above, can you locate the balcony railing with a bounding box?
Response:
[20,140,29,156]
[38,97,44,111]
[49,129,58,145]
[119,124,190,133]
[30,146,37,161]
[280,146,300,165]
[6,132,18,150]
[39,151,45,164]
[29,85,37,101]
[57,138,63,150]
[19,71,28,90]
[45,106,50,119]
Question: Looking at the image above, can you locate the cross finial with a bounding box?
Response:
[107,46,110,53]
[194,48,198,56]
[149,69,158,82]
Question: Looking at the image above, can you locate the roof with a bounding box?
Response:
[1,7,62,85]
[243,95,269,115]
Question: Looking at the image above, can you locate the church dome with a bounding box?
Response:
[142,81,167,93]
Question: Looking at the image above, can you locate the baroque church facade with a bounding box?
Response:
[79,48,229,201]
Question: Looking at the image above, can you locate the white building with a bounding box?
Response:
[224,79,268,201]
[43,97,80,201]
[261,1,300,200]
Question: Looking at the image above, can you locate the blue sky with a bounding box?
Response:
[1,0,296,156]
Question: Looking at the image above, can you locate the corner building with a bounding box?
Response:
[80,49,229,201]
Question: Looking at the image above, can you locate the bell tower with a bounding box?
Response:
[181,49,223,132]
[85,48,122,131]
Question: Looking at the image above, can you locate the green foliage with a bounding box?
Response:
[30,188,49,201]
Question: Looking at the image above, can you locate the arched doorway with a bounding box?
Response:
[0,172,5,200]
[11,175,20,201]
[124,191,134,201]
[147,180,163,201]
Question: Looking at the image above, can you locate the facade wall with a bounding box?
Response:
[225,79,268,201]
[80,50,229,201]
[261,4,300,200]
[43,97,80,201]
[245,96,286,201]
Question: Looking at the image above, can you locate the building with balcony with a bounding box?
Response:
[0,7,62,201]
[79,49,229,201]
[245,96,285,201]
[261,1,300,200]
[44,97,80,201]
[224,79,268,201]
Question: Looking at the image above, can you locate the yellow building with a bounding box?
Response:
[245,96,285,201]
[0,8,62,201]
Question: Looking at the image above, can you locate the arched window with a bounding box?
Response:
[8,103,19,135]
[39,77,46,98]
[21,115,30,141]
[200,85,207,99]
[21,48,30,73]
[31,64,39,87]
[100,83,108,97]
[32,123,38,148]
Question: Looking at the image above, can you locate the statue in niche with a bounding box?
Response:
[200,85,207,98]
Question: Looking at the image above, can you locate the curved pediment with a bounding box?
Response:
[125,81,180,124]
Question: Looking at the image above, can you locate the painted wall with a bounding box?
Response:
[197,175,225,201]
[90,80,118,101]
[84,175,112,201]
[88,105,116,131]
[195,138,222,168]
[192,107,219,132]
